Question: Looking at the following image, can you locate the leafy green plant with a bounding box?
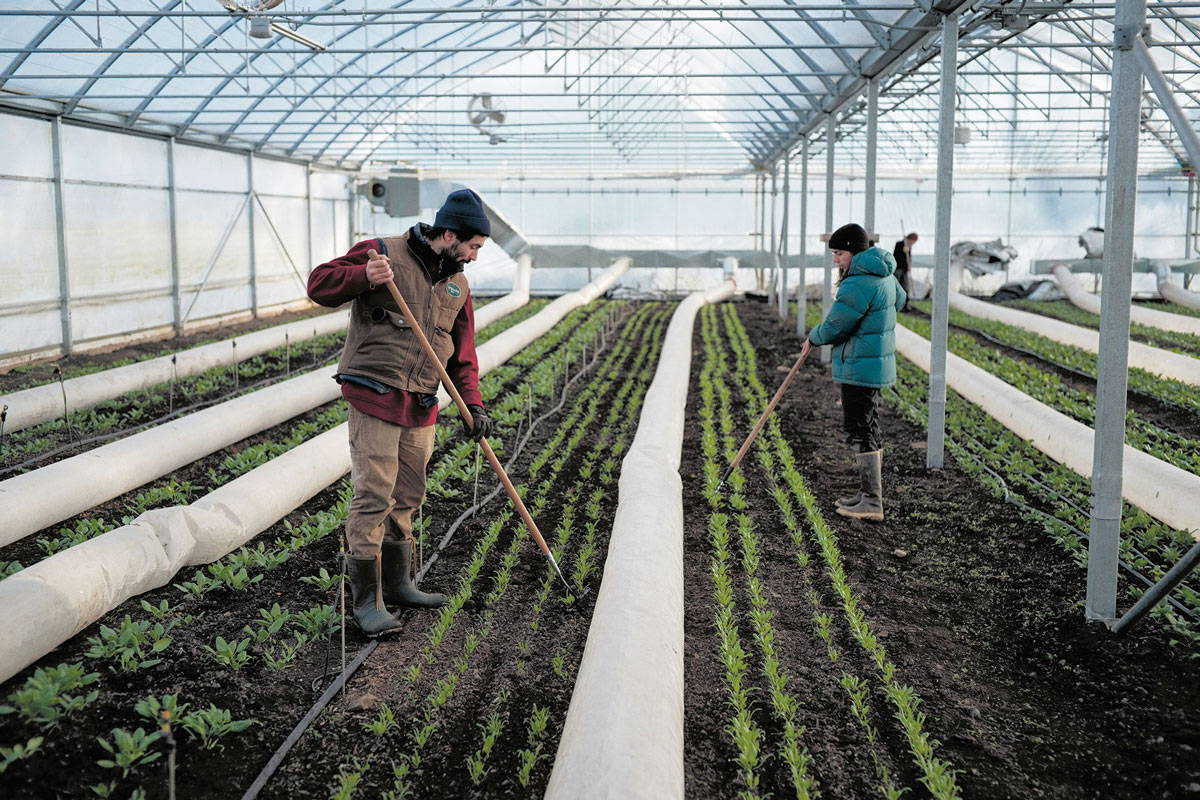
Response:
[263,632,309,670]
[244,603,291,643]
[179,704,254,751]
[299,566,340,591]
[363,704,397,736]
[85,616,176,673]
[0,662,99,728]
[95,727,161,777]
[0,736,43,773]
[134,694,188,726]
[201,636,252,670]
[293,603,339,640]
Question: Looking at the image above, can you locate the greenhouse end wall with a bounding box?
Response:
[0,109,352,367]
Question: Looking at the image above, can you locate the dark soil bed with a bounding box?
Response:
[680,300,1199,799]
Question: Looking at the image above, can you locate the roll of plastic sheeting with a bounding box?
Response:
[949,292,1200,387]
[0,311,349,435]
[0,368,343,547]
[896,324,1200,541]
[546,280,735,800]
[0,269,616,684]
[1053,264,1200,336]
[0,426,349,684]
[1153,262,1200,312]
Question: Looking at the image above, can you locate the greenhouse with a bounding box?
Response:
[1,1,1199,797]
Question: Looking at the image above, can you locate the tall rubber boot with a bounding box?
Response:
[381,540,447,609]
[836,450,866,508]
[346,554,404,638]
[836,450,883,522]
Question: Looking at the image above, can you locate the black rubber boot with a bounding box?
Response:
[837,450,884,522]
[381,540,447,609]
[836,450,865,508]
[346,554,404,638]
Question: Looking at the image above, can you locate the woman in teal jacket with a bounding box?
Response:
[800,223,907,522]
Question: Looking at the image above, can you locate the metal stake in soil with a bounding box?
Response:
[375,260,581,598]
[284,330,290,376]
[472,442,482,518]
[0,404,7,457]
[719,345,812,489]
[169,354,177,414]
[338,538,347,701]
[53,365,72,442]
[231,340,238,390]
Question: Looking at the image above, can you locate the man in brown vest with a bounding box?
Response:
[308,189,494,637]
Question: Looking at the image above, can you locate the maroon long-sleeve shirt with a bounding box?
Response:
[308,236,483,427]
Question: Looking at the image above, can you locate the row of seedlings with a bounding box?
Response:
[713,303,962,798]
[1003,299,1200,357]
[0,298,560,799]
[311,302,672,799]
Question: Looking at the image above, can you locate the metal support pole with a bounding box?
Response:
[1185,174,1195,262]
[1134,35,1200,178]
[246,152,258,318]
[768,167,778,308]
[779,154,790,320]
[1109,540,1200,635]
[167,137,182,335]
[797,137,809,339]
[926,11,958,469]
[305,165,314,277]
[50,116,72,355]
[1088,0,1146,623]
[865,78,879,242]
[822,115,835,364]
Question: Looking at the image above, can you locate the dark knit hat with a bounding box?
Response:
[435,188,491,237]
[828,223,869,254]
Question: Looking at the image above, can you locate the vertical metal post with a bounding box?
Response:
[926,11,958,468]
[865,78,879,242]
[823,115,835,364]
[1087,0,1146,623]
[305,165,314,277]
[779,153,790,320]
[167,138,182,335]
[768,167,778,308]
[1185,172,1195,262]
[246,152,258,318]
[797,137,809,339]
[50,116,72,355]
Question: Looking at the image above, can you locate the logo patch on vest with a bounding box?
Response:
[447,284,462,298]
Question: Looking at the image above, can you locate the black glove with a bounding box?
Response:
[464,404,493,441]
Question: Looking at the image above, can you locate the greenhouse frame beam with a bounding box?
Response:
[821,114,834,365]
[50,115,72,356]
[926,9,958,469]
[797,137,808,339]
[1134,36,1200,171]
[864,77,879,240]
[1088,0,1146,624]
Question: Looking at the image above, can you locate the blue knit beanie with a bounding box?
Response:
[435,189,491,237]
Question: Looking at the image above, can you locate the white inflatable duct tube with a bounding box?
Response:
[471,252,532,332]
[1153,262,1200,312]
[546,281,735,800]
[1053,264,1200,336]
[0,261,622,685]
[949,292,1200,387]
[0,311,350,435]
[896,324,1200,541]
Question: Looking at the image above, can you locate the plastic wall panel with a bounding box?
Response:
[310,170,348,200]
[64,183,172,298]
[176,189,252,322]
[253,156,306,196]
[71,295,173,344]
[0,179,60,302]
[62,124,167,186]
[332,199,350,254]
[0,310,61,356]
[310,198,339,266]
[174,143,248,193]
[0,113,52,178]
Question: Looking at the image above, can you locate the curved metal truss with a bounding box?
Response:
[0,1,1197,178]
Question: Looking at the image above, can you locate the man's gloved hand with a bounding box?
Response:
[464,405,493,441]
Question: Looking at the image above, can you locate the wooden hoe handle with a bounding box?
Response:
[376,269,555,561]
[720,346,812,487]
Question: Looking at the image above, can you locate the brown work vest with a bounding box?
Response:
[336,232,470,394]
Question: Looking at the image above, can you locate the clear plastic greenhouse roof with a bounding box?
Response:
[1,1,1198,179]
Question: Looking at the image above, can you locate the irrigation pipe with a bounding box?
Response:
[0,260,627,686]
[949,292,1200,387]
[0,311,349,435]
[895,323,1200,542]
[1052,264,1200,336]
[547,280,734,800]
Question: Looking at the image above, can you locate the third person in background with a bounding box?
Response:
[892,232,917,310]
[801,223,906,522]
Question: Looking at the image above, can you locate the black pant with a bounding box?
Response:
[841,383,882,452]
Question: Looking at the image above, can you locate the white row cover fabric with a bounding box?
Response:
[0,262,615,684]
[1052,264,1200,336]
[0,310,349,434]
[546,281,735,800]
[949,292,1200,387]
[896,324,1200,540]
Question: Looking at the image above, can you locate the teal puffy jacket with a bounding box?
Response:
[808,247,907,388]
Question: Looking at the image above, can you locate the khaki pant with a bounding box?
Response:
[345,406,436,556]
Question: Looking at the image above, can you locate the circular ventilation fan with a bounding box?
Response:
[468,93,507,145]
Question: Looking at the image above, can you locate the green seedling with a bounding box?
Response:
[85,616,176,673]
[0,736,43,773]
[179,704,254,751]
[200,636,252,670]
[96,727,161,777]
[0,662,99,728]
[363,704,397,736]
